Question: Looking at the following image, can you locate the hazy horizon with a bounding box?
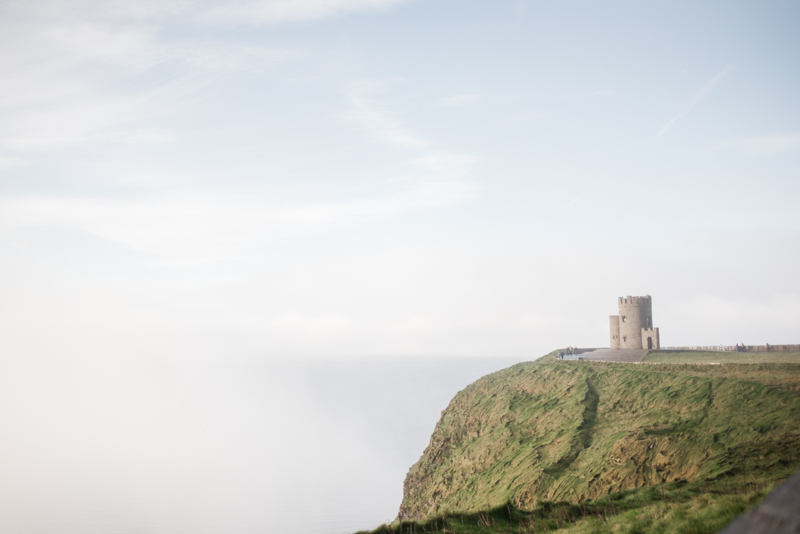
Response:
[0,354,528,533]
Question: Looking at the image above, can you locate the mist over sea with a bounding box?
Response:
[0,355,528,534]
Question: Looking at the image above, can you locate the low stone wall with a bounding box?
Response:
[660,344,800,352]
[720,468,800,534]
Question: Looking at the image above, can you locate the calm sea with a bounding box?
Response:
[0,355,529,534]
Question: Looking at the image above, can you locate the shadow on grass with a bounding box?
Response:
[357,478,779,534]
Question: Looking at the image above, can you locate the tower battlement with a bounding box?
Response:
[619,295,651,305]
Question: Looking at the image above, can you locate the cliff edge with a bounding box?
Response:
[398,352,800,521]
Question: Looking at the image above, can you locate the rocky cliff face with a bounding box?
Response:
[398,357,800,521]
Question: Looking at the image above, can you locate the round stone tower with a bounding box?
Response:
[609,295,659,350]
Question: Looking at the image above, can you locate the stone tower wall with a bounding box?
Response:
[641,327,660,350]
[617,295,653,349]
[609,316,620,349]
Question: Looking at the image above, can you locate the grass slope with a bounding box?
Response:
[643,351,800,365]
[359,480,771,534]
[366,351,800,533]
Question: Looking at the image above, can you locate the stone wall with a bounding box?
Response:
[641,327,660,349]
[609,316,620,349]
[617,295,653,349]
[660,344,800,352]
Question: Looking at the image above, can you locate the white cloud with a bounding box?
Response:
[440,94,480,106]
[0,6,478,262]
[1,0,414,26]
[199,0,415,24]
[658,65,732,136]
[103,128,176,145]
[0,1,296,152]
[0,175,475,264]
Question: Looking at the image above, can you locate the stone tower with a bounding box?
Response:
[609,295,660,350]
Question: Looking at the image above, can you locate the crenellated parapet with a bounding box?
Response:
[618,295,651,306]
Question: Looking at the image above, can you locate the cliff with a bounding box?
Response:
[397,352,800,521]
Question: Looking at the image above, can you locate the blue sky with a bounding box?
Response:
[1,0,799,358]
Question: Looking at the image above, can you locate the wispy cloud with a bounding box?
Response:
[0,0,412,153]
[658,65,732,137]
[552,89,615,101]
[199,0,414,24]
[0,179,475,265]
[0,1,477,266]
[440,94,480,106]
[1,0,415,27]
[0,1,297,152]
[412,151,477,176]
[0,78,478,265]
[342,81,478,196]
[717,133,800,154]
[344,81,430,149]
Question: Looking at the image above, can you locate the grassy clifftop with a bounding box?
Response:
[396,352,800,525]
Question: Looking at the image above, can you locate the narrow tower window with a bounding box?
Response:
[622,316,627,322]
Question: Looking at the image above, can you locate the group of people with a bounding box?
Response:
[558,346,579,359]
[735,343,748,352]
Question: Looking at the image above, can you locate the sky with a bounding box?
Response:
[2,0,800,360]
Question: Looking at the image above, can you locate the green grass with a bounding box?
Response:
[643,351,800,365]
[374,350,800,533]
[358,478,775,534]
